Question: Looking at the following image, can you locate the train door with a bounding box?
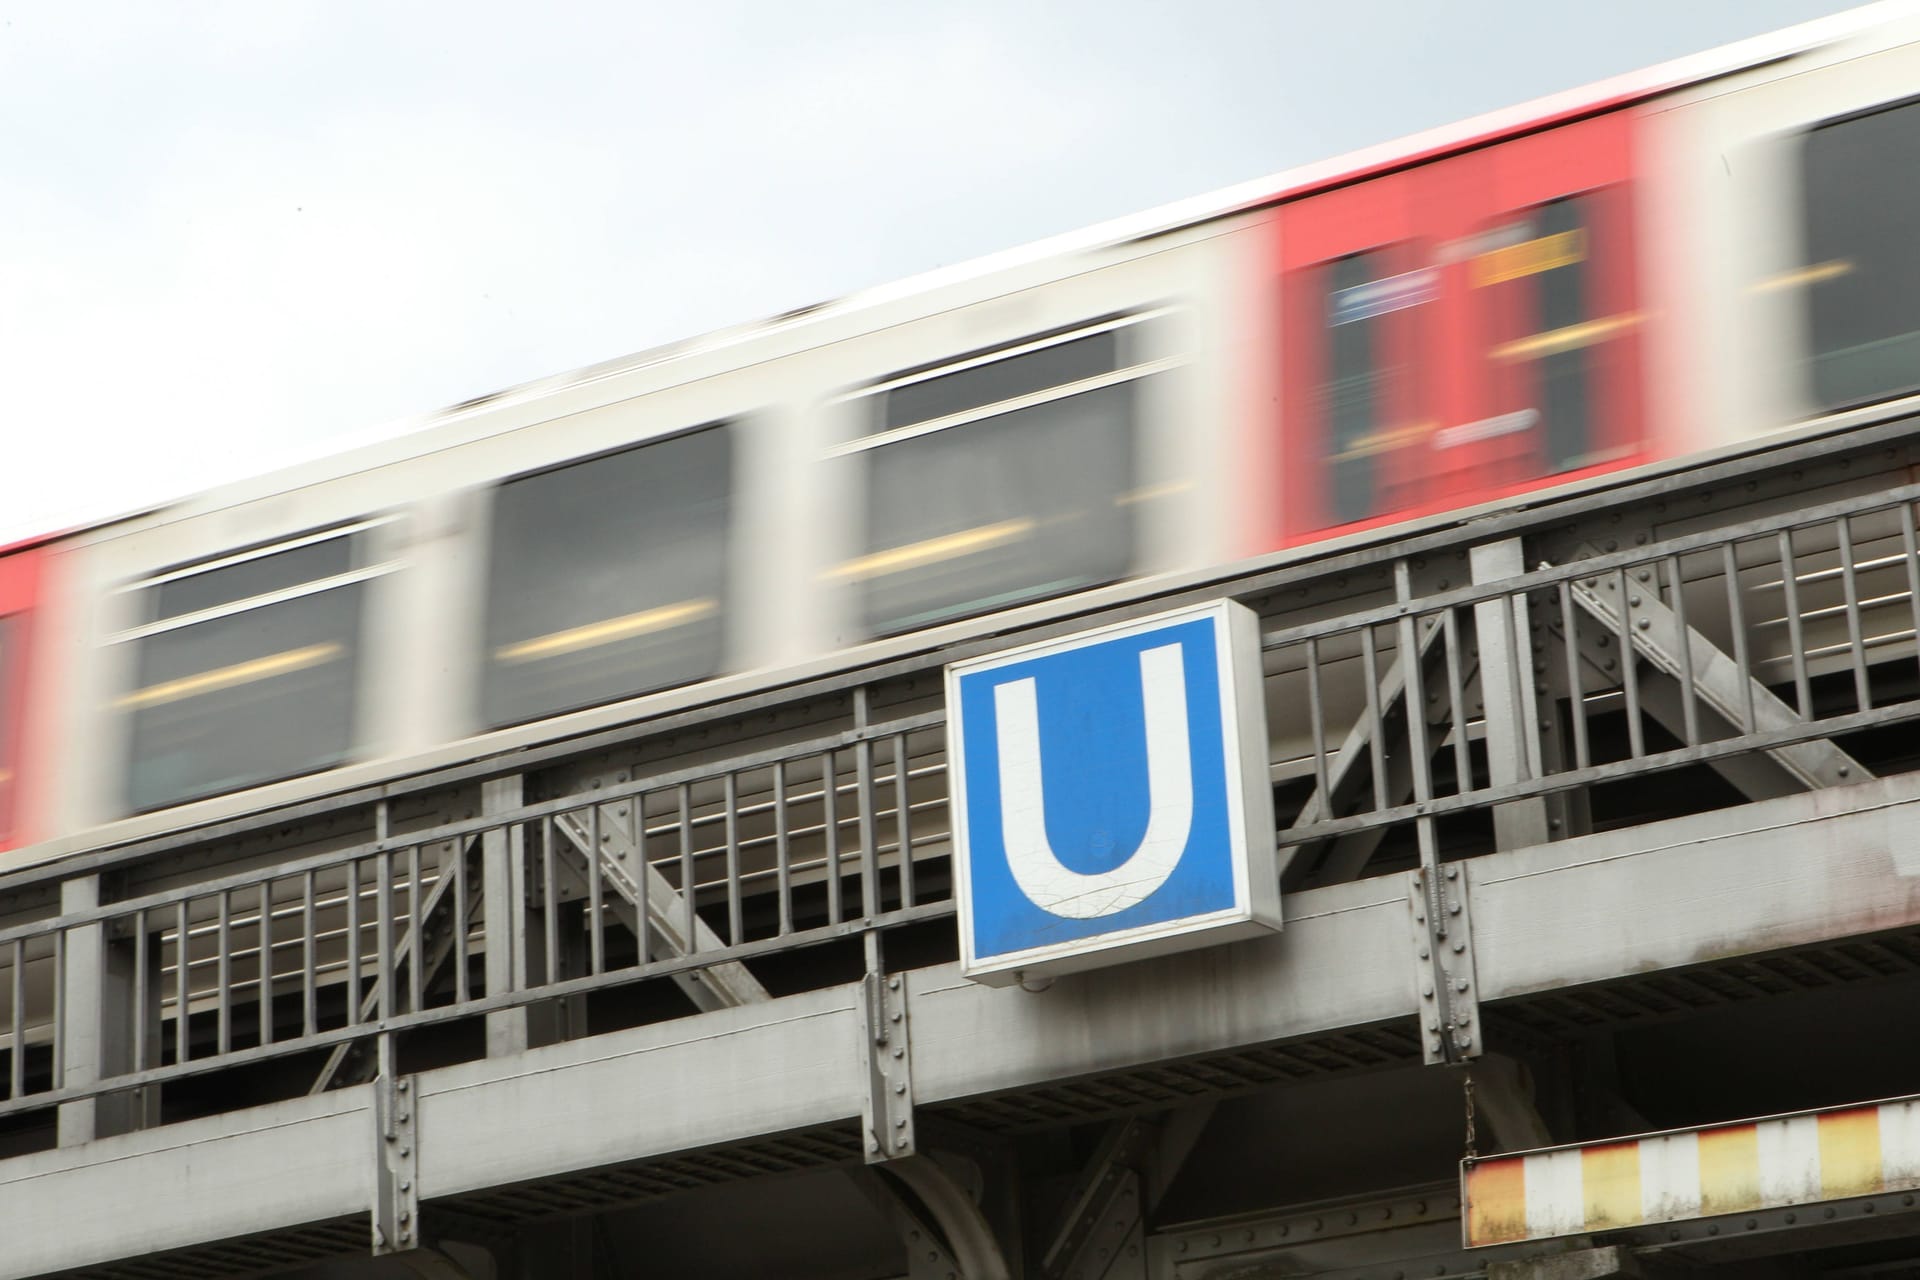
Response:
[1424,112,1647,507]
[1275,111,1646,544]
[1277,169,1437,542]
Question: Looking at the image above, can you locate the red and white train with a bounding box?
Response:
[3,5,1918,868]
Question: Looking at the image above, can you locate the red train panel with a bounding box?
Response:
[1275,109,1648,547]
[0,542,43,851]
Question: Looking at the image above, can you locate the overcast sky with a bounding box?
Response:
[0,0,1871,543]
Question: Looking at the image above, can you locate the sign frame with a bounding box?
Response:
[945,598,1279,986]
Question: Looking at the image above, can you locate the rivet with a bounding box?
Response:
[896,1118,907,1128]
[889,977,900,990]
[1444,867,1458,881]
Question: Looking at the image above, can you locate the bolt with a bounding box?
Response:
[896,1118,907,1128]
[1445,866,1458,880]
[1423,984,1434,998]
[397,1081,409,1093]
[1629,595,1641,607]
[401,1180,411,1192]
[1637,618,1651,630]
[400,1146,410,1157]
[889,977,900,990]
[1456,979,1469,992]
[1453,941,1465,953]
[895,1083,906,1094]
[1419,947,1430,960]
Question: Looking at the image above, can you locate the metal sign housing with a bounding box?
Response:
[946,599,1278,985]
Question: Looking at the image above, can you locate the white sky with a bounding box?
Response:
[0,0,1869,544]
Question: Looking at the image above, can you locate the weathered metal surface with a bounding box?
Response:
[0,1089,371,1280]
[1470,770,1920,1003]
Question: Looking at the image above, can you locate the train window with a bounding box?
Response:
[1473,196,1613,474]
[1799,100,1920,410]
[119,525,377,814]
[481,424,732,728]
[1312,249,1431,525]
[838,315,1155,635]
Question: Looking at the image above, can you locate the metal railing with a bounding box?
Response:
[7,466,1920,1130]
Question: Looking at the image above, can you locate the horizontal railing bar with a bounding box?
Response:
[0,900,953,1120]
[0,711,946,947]
[1278,695,1920,847]
[1258,487,1920,653]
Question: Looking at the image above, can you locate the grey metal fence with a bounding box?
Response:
[7,477,1920,1127]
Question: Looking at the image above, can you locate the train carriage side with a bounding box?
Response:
[1269,107,1651,550]
[20,219,1253,866]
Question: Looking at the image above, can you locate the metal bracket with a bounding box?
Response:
[862,969,915,1162]
[373,1063,420,1255]
[1410,863,1481,1065]
[1044,1118,1155,1280]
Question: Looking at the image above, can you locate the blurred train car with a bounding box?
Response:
[4,3,1920,870]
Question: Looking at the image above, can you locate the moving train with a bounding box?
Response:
[3,4,1919,870]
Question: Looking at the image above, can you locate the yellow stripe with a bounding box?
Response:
[825,519,1034,583]
[116,643,343,710]
[494,599,718,664]
[1819,1107,1883,1199]
[1489,312,1641,362]
[1114,480,1194,507]
[1465,1158,1530,1246]
[1472,229,1587,287]
[1752,259,1852,292]
[1328,422,1434,462]
[1582,1141,1643,1229]
[0,767,11,785]
[1697,1123,1763,1216]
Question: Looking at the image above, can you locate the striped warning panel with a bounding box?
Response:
[1464,1097,1920,1247]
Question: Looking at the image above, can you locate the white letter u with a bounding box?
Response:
[992,643,1194,919]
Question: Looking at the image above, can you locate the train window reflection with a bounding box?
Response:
[841,317,1155,635]
[1800,100,1920,410]
[119,527,373,814]
[481,425,732,728]
[1474,196,1612,474]
[1315,249,1430,525]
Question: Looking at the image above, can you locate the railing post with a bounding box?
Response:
[56,874,143,1144]
[481,775,530,1058]
[1470,539,1552,849]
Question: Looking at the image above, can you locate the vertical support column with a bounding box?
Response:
[481,775,529,1058]
[371,1033,420,1256]
[1469,540,1551,849]
[57,874,141,1145]
[862,931,915,1162]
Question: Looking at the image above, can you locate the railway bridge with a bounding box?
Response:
[7,414,1920,1280]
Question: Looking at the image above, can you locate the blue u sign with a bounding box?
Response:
[946,601,1279,985]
